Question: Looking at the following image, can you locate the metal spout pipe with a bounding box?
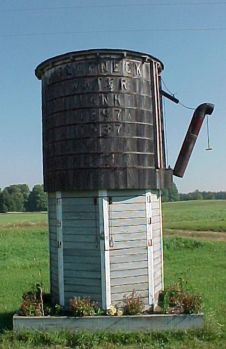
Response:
[173,103,214,178]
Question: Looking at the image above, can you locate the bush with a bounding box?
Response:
[123,290,144,315]
[69,297,99,317]
[158,278,202,314]
[18,284,44,316]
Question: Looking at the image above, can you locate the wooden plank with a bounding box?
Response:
[152,215,160,224]
[110,247,147,257]
[111,282,148,294]
[110,218,146,227]
[146,191,154,306]
[108,190,146,197]
[99,190,111,309]
[48,219,57,226]
[62,226,97,235]
[152,222,161,231]
[63,234,98,244]
[63,241,99,250]
[63,248,100,257]
[56,191,64,307]
[64,255,101,265]
[110,239,147,250]
[151,201,160,210]
[153,242,161,252]
[62,211,96,220]
[111,290,149,302]
[110,203,147,212]
[110,210,145,219]
[110,225,146,234]
[64,262,101,272]
[153,255,161,264]
[112,232,146,242]
[64,270,101,279]
[110,260,147,272]
[110,252,147,264]
[111,268,148,279]
[64,284,101,293]
[154,275,162,289]
[111,275,148,287]
[62,191,98,198]
[62,220,97,228]
[63,196,95,204]
[64,278,101,287]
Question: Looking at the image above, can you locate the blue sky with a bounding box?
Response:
[0,0,225,193]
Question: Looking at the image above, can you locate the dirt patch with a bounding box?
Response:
[164,229,226,241]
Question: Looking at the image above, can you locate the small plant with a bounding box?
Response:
[179,293,202,314]
[69,297,98,317]
[18,283,44,316]
[158,278,202,314]
[123,290,144,315]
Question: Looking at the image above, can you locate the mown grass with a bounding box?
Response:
[0,226,49,330]
[0,208,226,348]
[0,212,47,227]
[162,200,226,232]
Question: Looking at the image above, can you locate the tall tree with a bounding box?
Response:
[161,182,179,202]
[1,185,27,212]
[27,185,47,211]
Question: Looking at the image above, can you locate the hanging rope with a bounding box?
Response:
[206,115,213,151]
[161,78,195,110]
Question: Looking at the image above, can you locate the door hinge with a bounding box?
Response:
[147,239,153,247]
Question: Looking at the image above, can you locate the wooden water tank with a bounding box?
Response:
[36,49,172,192]
[36,49,169,310]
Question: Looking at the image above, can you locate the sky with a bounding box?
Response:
[0,0,225,193]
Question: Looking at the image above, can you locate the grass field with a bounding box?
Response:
[0,201,226,348]
[162,200,226,232]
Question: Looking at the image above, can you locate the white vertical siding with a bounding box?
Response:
[108,191,149,307]
[151,191,164,301]
[48,189,163,309]
[61,192,102,306]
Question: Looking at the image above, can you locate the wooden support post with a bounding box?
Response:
[98,190,111,309]
[146,191,155,305]
[56,191,64,306]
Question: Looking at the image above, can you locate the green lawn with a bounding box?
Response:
[0,212,47,227]
[0,206,226,348]
[162,200,226,232]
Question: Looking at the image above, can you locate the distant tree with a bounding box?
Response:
[161,188,169,202]
[27,185,47,211]
[215,191,226,200]
[0,189,3,212]
[190,190,203,200]
[168,182,180,202]
[1,185,28,212]
[161,182,179,202]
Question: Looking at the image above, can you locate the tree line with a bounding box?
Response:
[0,184,47,213]
[161,184,226,202]
[0,183,225,212]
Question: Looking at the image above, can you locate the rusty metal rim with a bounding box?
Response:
[35,48,164,79]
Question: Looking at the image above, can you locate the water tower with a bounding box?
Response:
[35,49,214,309]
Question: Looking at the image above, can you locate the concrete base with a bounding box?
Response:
[13,314,204,332]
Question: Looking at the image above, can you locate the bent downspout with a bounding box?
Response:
[174,103,214,178]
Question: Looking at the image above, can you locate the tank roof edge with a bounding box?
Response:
[35,48,164,79]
